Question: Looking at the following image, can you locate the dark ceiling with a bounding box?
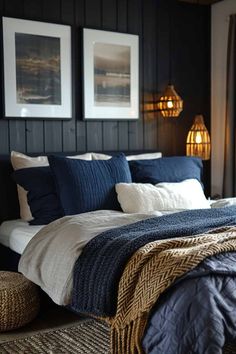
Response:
[179,0,223,4]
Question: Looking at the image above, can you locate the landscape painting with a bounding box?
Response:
[83,28,139,119]
[3,17,71,118]
[94,43,130,107]
[15,33,61,105]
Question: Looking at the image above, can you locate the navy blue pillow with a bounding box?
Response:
[12,167,64,225]
[129,156,203,184]
[48,154,132,215]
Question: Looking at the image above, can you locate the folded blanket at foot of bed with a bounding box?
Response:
[71,207,236,354]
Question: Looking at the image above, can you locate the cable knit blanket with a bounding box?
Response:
[71,207,236,353]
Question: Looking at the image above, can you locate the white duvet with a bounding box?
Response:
[19,197,236,306]
[19,210,166,306]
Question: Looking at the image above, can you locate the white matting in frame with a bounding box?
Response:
[83,28,139,120]
[2,17,72,119]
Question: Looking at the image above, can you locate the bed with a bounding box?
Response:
[1,151,236,354]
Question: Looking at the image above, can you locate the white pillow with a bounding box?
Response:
[67,153,92,160]
[91,152,111,160]
[11,151,92,221]
[116,179,210,213]
[126,152,162,161]
[210,197,236,208]
[92,152,162,160]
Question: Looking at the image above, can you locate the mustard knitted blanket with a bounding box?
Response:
[109,226,236,353]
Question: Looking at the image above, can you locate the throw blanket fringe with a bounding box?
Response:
[111,318,146,354]
[109,227,236,353]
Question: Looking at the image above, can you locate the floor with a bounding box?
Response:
[0,302,86,343]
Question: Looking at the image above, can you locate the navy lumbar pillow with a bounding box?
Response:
[48,153,132,215]
[12,167,64,225]
[129,156,203,184]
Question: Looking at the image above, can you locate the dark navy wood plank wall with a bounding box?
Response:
[0,0,210,163]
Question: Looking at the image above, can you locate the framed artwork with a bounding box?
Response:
[2,17,72,119]
[83,28,139,120]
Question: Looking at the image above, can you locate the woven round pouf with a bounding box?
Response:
[0,271,40,332]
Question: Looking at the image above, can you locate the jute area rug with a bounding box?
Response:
[0,319,110,354]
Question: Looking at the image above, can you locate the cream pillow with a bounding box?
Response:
[92,152,162,160]
[210,197,236,208]
[67,153,92,160]
[91,152,111,160]
[126,152,162,161]
[11,151,92,221]
[116,179,210,213]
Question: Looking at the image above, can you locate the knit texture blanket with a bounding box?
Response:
[71,207,236,353]
[110,227,236,353]
[72,206,236,316]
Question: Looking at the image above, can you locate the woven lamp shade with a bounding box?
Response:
[157,85,183,117]
[186,115,211,160]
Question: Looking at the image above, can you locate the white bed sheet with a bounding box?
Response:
[1,198,235,257]
[0,219,43,254]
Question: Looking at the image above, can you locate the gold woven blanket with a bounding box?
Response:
[107,226,236,354]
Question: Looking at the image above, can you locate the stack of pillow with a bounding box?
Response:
[11,150,210,226]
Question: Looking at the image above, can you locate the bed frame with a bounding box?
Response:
[0,151,156,271]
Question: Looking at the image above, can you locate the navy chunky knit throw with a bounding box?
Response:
[71,206,236,317]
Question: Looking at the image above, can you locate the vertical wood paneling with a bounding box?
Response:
[0,0,211,195]
[118,122,128,150]
[102,0,118,151]
[143,0,158,150]
[23,0,42,20]
[61,0,76,152]
[103,122,118,151]
[85,0,103,151]
[3,0,24,22]
[4,0,26,153]
[0,0,9,154]
[0,120,9,154]
[117,0,129,150]
[77,121,86,151]
[117,0,127,32]
[86,122,103,151]
[42,0,63,153]
[75,0,86,152]
[9,121,26,152]
[23,0,44,153]
[127,0,143,151]
[156,0,174,156]
[171,0,192,156]
[102,0,117,29]
[26,123,44,153]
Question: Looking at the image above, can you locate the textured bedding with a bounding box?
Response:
[19,209,165,304]
[19,206,236,353]
[70,207,236,353]
[0,219,43,254]
[143,252,236,354]
[71,207,236,316]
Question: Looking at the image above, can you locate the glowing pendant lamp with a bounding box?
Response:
[157,84,183,117]
[186,114,211,160]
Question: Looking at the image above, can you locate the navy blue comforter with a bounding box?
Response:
[71,207,236,353]
[143,252,236,353]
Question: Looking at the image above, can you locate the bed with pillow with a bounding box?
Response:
[1,151,236,353]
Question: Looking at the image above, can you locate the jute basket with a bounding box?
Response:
[0,271,40,332]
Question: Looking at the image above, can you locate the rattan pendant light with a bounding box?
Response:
[157,2,183,118]
[186,115,211,160]
[157,85,183,117]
